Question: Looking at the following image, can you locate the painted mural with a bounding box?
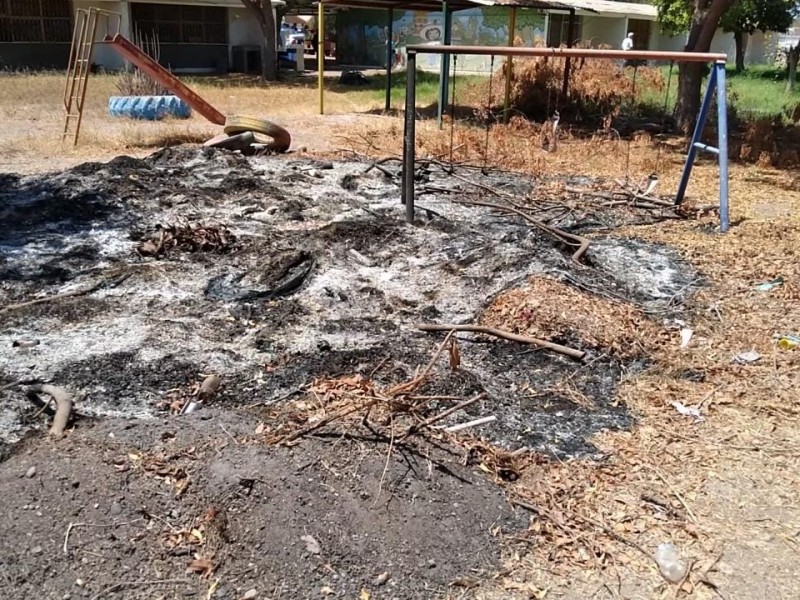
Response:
[337,8,546,73]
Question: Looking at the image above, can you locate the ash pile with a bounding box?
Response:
[0,146,697,456]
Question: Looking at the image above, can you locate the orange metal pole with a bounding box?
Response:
[103,33,226,125]
[405,45,727,63]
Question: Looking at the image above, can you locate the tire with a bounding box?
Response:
[108,95,192,121]
[204,131,255,151]
[223,115,291,153]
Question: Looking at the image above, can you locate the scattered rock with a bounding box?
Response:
[374,572,390,586]
[30,545,43,556]
[243,589,257,600]
[109,503,122,516]
[25,466,36,478]
[320,586,334,596]
[301,534,321,555]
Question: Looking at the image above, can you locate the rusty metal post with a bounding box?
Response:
[402,50,417,223]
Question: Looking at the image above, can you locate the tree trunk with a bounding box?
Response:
[733,30,745,73]
[241,0,278,81]
[675,0,736,134]
[788,45,799,93]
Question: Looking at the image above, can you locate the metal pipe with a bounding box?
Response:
[675,66,718,205]
[318,1,324,115]
[385,7,393,113]
[436,2,452,129]
[502,6,517,124]
[402,50,417,223]
[716,61,729,233]
[405,44,727,62]
[562,8,576,99]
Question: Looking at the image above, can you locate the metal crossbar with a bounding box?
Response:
[401,44,730,233]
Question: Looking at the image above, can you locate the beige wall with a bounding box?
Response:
[580,15,629,49]
[71,0,131,70]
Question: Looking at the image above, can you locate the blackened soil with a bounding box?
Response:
[0,413,524,600]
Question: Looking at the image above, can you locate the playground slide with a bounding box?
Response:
[102,33,226,126]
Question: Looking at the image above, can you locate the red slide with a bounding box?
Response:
[103,33,226,126]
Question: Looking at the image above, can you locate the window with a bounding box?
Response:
[0,0,72,43]
[131,3,227,45]
[547,13,582,48]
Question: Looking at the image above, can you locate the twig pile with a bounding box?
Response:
[137,222,235,257]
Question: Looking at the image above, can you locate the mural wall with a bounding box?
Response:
[336,8,547,72]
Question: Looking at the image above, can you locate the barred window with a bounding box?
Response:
[131,3,227,45]
[0,0,72,43]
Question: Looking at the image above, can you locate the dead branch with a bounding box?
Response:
[399,394,484,440]
[384,330,456,396]
[455,198,590,263]
[26,384,74,436]
[0,274,129,316]
[444,415,497,432]
[417,323,585,361]
[279,398,380,445]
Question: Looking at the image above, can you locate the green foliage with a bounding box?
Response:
[720,0,795,35]
[654,0,693,35]
[657,0,797,35]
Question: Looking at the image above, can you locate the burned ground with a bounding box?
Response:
[0,147,699,598]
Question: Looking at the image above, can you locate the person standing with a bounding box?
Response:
[621,32,634,51]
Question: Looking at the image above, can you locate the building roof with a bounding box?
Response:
[322,0,574,12]
[548,0,656,19]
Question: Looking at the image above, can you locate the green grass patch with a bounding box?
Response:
[637,64,800,121]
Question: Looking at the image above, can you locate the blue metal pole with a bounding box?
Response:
[675,66,718,205]
[716,61,729,232]
[436,3,452,129]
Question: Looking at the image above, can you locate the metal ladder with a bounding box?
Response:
[63,8,120,145]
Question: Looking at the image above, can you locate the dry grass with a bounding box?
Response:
[0,71,391,173]
[335,119,800,599]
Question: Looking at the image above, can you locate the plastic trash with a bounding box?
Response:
[755,277,783,292]
[671,401,704,423]
[654,543,688,583]
[733,350,762,364]
[679,328,694,349]
[777,335,800,350]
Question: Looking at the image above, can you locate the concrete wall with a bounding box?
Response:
[72,0,130,71]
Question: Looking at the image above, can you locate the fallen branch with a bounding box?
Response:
[399,394,483,440]
[455,198,589,263]
[417,323,585,361]
[443,415,496,432]
[26,384,74,436]
[279,398,380,445]
[0,274,129,316]
[384,330,456,396]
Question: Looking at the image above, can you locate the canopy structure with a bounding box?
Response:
[314,0,580,122]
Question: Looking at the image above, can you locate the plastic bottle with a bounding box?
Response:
[654,543,687,583]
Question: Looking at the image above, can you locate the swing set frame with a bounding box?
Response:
[400,45,731,232]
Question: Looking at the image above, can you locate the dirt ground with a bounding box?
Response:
[2,72,800,600]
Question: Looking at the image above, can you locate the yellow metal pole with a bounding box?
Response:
[318,1,324,115]
[503,7,516,124]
